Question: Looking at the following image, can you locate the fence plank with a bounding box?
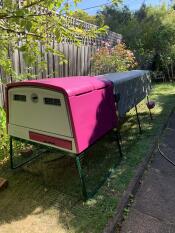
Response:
[72,44,77,76]
[58,43,64,77]
[63,43,69,77]
[54,43,60,77]
[0,84,4,108]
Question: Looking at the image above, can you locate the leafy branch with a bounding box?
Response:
[0,0,110,82]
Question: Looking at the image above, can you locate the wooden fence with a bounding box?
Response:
[0,16,122,106]
[4,43,98,80]
[0,43,97,107]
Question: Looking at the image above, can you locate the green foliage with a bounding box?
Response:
[0,0,108,82]
[96,5,132,30]
[91,42,137,75]
[71,0,123,25]
[71,10,97,25]
[0,107,8,160]
[97,3,175,79]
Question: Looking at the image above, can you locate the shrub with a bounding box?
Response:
[91,42,138,75]
[0,107,8,160]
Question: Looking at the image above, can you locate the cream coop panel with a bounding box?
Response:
[8,87,72,137]
[6,76,118,154]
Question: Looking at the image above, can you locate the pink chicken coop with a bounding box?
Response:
[6,76,122,200]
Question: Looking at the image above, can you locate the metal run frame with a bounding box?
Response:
[134,95,154,135]
[9,131,122,201]
[134,104,142,134]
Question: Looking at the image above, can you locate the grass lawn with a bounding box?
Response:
[0,83,175,233]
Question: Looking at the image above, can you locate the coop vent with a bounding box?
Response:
[44,98,61,106]
[13,94,26,102]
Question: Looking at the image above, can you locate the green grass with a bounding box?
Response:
[0,83,175,233]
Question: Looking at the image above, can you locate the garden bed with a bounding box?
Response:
[0,83,175,233]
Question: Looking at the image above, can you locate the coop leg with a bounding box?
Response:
[116,131,122,157]
[75,155,88,201]
[147,96,153,120]
[135,104,142,134]
[9,137,44,169]
[9,136,14,169]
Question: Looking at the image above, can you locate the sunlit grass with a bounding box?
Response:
[0,83,175,233]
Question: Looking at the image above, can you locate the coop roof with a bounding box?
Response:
[7,76,112,97]
[98,70,149,84]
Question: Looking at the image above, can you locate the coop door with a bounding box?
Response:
[8,87,72,137]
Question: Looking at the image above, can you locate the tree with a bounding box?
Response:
[134,3,147,21]
[71,10,97,25]
[97,3,175,78]
[0,0,107,82]
[96,5,132,32]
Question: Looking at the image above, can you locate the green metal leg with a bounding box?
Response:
[10,136,14,169]
[135,104,142,134]
[75,155,88,201]
[9,136,44,169]
[9,135,122,201]
[75,131,122,201]
[116,131,122,157]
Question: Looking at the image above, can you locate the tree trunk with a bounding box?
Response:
[167,65,171,81]
[171,62,174,81]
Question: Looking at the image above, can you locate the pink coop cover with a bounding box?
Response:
[6,76,118,154]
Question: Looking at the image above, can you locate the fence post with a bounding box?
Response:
[0,84,4,108]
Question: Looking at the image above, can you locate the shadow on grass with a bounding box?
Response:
[0,84,175,233]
